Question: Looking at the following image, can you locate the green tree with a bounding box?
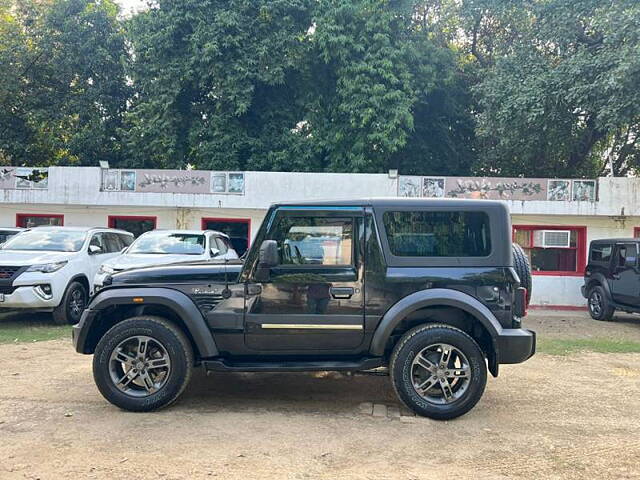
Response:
[457,0,640,177]
[123,0,472,174]
[0,0,129,167]
[123,0,314,170]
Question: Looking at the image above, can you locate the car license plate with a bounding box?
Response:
[0,293,4,302]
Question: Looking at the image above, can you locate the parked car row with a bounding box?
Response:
[0,226,238,324]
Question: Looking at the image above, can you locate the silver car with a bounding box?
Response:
[94,229,239,289]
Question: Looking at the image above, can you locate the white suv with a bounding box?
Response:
[93,229,238,290]
[0,226,133,324]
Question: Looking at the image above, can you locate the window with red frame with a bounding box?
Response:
[201,218,250,256]
[634,227,640,238]
[108,216,156,238]
[16,214,63,228]
[512,225,587,276]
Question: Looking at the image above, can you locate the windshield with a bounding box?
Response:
[0,230,20,244]
[128,233,206,255]
[1,230,87,252]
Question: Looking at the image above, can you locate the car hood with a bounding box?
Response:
[107,259,244,286]
[0,250,76,266]
[105,253,207,270]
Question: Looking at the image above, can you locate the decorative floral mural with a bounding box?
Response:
[100,169,245,195]
[398,176,596,202]
[0,167,49,190]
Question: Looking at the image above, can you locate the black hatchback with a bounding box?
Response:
[582,238,640,320]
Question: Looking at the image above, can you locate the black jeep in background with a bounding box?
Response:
[583,238,640,321]
[73,199,535,420]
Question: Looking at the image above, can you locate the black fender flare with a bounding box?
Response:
[584,273,611,300]
[369,288,503,357]
[82,287,218,357]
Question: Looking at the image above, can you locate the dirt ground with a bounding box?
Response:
[1,311,640,480]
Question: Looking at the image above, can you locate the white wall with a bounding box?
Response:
[5,168,640,308]
[4,168,640,217]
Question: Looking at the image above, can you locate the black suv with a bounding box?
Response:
[73,199,535,420]
[582,238,640,321]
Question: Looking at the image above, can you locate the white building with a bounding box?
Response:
[2,166,639,309]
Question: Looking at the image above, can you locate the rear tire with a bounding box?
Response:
[512,243,532,305]
[390,324,487,420]
[52,281,87,325]
[93,316,194,412]
[588,285,614,321]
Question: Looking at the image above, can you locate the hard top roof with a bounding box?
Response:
[272,197,507,208]
[591,238,640,244]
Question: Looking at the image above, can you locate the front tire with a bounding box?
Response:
[588,285,614,321]
[390,324,487,420]
[52,281,87,325]
[93,316,194,412]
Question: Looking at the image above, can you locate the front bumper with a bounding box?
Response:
[0,285,58,311]
[497,328,536,364]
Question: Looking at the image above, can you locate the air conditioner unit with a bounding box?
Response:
[533,230,571,248]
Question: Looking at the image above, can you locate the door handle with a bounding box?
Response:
[330,287,354,299]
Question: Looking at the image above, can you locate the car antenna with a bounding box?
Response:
[221,258,232,299]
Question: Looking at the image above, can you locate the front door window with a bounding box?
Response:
[244,211,364,352]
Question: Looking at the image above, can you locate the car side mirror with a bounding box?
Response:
[210,247,221,257]
[255,240,278,281]
[259,240,278,267]
[89,244,103,255]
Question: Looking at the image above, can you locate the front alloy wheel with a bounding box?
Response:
[109,335,172,397]
[93,316,193,412]
[53,281,87,325]
[69,288,86,319]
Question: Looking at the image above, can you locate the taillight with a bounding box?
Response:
[514,287,528,318]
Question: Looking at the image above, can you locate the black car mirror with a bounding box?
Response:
[259,240,278,267]
[255,240,278,281]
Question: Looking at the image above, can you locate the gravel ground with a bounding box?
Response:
[1,311,639,480]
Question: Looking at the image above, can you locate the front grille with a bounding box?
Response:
[193,294,223,313]
[0,285,16,295]
[0,266,21,280]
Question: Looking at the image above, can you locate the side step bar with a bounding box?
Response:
[202,357,384,373]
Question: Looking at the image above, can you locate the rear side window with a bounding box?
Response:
[383,211,491,257]
[119,234,134,247]
[214,237,228,254]
[591,245,612,262]
[104,233,123,253]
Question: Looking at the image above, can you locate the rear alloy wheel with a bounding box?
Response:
[588,286,614,321]
[52,281,87,325]
[93,316,193,412]
[390,324,487,420]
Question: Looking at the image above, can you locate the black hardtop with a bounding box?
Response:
[271,197,512,268]
[590,238,640,245]
[272,197,508,210]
